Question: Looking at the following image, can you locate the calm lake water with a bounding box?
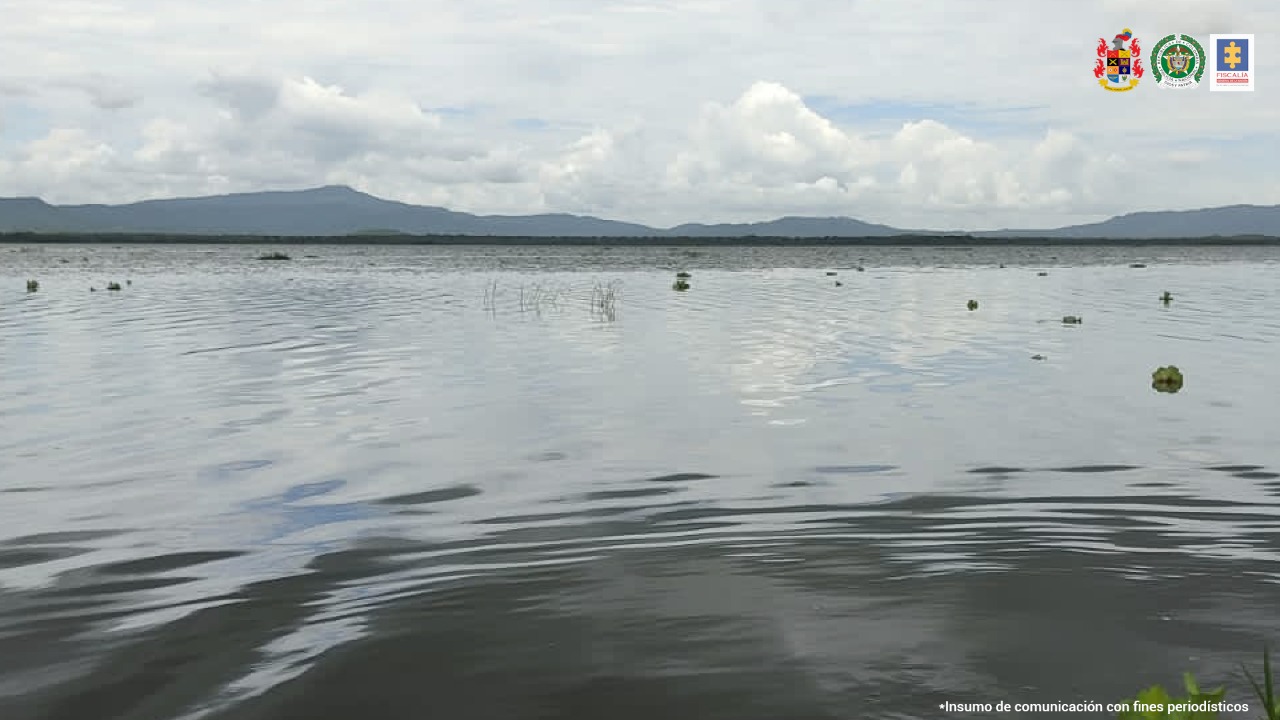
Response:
[2,243,1279,720]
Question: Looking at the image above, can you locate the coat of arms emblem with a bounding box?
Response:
[1151,34,1205,88]
[1094,28,1144,91]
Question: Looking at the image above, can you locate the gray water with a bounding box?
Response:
[2,243,1279,720]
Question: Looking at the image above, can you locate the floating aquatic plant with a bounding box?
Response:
[1151,365,1183,393]
[967,300,978,310]
[1130,262,1147,268]
[1063,315,1082,324]
[1115,671,1224,719]
[106,282,122,291]
[673,279,690,291]
[676,271,691,279]
[258,251,291,260]
[1031,354,1046,360]
[825,271,837,276]
[835,280,843,287]
[1161,291,1173,304]
[1038,271,1049,276]
[25,279,38,292]
[1115,647,1275,720]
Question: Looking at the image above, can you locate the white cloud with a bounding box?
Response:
[17,129,116,177]
[0,0,1276,229]
[670,82,874,189]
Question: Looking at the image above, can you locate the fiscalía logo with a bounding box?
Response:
[1095,28,1144,91]
[1208,34,1254,91]
[1151,34,1205,88]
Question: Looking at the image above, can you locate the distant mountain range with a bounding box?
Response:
[1,185,1278,238]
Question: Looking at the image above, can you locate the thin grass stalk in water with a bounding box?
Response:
[1244,645,1277,720]
[589,281,618,321]
[482,279,499,313]
[507,283,564,317]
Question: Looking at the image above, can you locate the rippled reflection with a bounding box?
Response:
[1,244,1279,720]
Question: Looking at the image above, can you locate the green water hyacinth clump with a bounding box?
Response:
[1116,646,1276,719]
[967,299,978,310]
[106,282,122,291]
[258,251,291,260]
[676,271,691,279]
[26,279,38,292]
[1161,291,1173,304]
[1063,315,1083,324]
[1152,365,1184,393]
[1115,672,1225,719]
[673,279,690,291]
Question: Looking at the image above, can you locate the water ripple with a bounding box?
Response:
[3,246,1280,719]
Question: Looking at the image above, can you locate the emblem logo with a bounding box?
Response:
[1151,34,1205,88]
[1208,34,1254,91]
[1095,28,1144,91]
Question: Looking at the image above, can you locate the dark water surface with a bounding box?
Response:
[2,244,1279,719]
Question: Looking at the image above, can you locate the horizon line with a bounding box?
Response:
[3,231,1279,245]
[1,184,1277,235]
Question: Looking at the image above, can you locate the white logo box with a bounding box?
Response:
[1208,34,1255,91]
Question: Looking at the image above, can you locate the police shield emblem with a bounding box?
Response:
[1151,34,1205,88]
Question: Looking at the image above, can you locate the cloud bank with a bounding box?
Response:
[0,0,1276,230]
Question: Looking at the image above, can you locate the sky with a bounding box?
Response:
[0,0,1276,231]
